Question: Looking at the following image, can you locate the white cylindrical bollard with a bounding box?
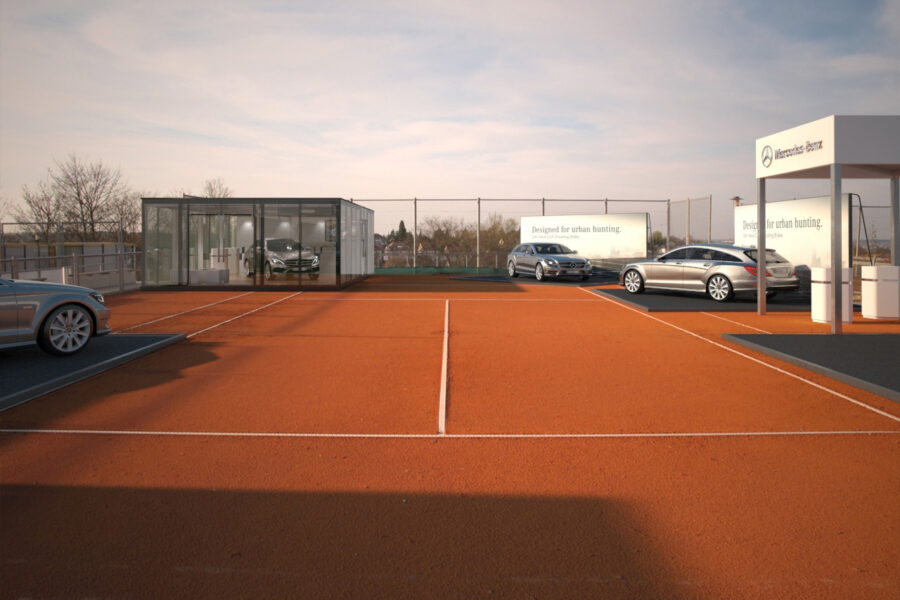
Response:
[811,267,852,323]
[861,265,900,320]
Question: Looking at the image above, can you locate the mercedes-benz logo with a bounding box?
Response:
[761,145,773,168]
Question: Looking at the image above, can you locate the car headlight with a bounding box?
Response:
[546,259,558,266]
[312,255,319,265]
[584,260,591,268]
[90,292,105,305]
[270,257,285,266]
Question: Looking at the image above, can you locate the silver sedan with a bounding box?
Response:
[618,244,800,302]
[507,243,592,281]
[0,278,111,355]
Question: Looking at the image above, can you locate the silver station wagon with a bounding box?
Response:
[507,243,592,281]
[0,278,111,355]
[618,244,800,302]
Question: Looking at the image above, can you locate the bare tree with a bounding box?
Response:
[202,178,233,198]
[0,197,11,221]
[52,156,131,240]
[14,155,139,242]
[14,180,61,242]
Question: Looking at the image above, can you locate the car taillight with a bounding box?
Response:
[744,265,771,277]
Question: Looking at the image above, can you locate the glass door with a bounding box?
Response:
[188,203,255,286]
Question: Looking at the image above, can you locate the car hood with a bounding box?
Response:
[541,254,588,262]
[268,248,314,260]
[10,279,97,295]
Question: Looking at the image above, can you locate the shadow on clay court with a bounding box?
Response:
[0,341,219,443]
[1,484,684,599]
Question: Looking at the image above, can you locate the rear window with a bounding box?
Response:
[744,249,789,264]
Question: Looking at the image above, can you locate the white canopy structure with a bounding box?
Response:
[755,115,900,333]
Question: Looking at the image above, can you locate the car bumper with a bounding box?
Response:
[732,276,800,292]
[544,266,592,277]
[94,307,112,336]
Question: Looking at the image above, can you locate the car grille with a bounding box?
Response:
[559,261,583,268]
[284,259,299,268]
[300,258,314,269]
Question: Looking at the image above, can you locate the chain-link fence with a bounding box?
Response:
[354,197,695,272]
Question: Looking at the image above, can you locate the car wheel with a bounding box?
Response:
[244,260,254,277]
[38,304,94,356]
[765,290,777,300]
[535,263,545,281]
[707,274,734,302]
[623,269,644,294]
[508,261,518,278]
[264,262,272,280]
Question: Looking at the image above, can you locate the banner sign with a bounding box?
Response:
[521,213,648,259]
[755,115,835,179]
[733,195,851,268]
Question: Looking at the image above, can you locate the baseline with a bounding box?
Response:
[2,428,898,440]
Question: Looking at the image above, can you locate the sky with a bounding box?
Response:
[1,0,898,238]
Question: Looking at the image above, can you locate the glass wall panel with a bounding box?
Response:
[187,203,255,286]
[302,202,337,287]
[143,204,179,285]
[257,203,301,287]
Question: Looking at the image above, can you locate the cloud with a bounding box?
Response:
[1,0,898,238]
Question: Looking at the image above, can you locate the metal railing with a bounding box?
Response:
[1,251,142,294]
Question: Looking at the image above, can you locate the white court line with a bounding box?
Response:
[700,312,773,334]
[115,292,255,333]
[1,428,897,440]
[293,298,596,302]
[438,300,449,434]
[580,288,900,424]
[186,292,303,338]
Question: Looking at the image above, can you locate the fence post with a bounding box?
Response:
[541,197,545,216]
[413,197,417,270]
[72,253,80,287]
[118,222,125,292]
[12,255,18,279]
[476,197,481,270]
[666,199,671,251]
[686,197,691,244]
[708,195,712,243]
[604,198,608,214]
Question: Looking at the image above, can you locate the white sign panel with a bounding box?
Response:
[756,115,835,179]
[734,195,850,268]
[521,213,648,259]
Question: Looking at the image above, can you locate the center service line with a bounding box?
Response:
[438,299,449,434]
[186,292,303,339]
[580,288,900,424]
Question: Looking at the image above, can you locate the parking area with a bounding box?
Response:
[2,276,899,598]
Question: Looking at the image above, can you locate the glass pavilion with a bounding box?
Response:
[142,197,373,290]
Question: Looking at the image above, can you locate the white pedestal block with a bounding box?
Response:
[811,267,852,323]
[861,265,900,320]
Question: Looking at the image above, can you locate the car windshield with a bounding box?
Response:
[534,244,573,254]
[266,239,297,252]
[744,249,789,264]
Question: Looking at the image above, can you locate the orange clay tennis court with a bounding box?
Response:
[2,276,899,598]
